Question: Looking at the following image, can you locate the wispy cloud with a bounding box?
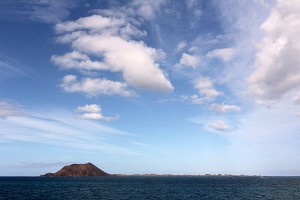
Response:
[227,97,300,172]
[0,53,29,78]
[0,0,80,23]
[206,48,235,62]
[11,161,75,169]
[131,0,168,20]
[176,41,187,52]
[210,103,241,113]
[0,100,24,119]
[0,105,137,155]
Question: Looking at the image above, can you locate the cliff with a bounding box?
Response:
[41,163,110,177]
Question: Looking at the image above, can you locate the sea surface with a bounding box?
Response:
[0,176,300,199]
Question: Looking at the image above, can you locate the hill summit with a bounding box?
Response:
[41,163,110,177]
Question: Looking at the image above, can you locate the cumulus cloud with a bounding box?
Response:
[210,103,241,113]
[60,75,135,97]
[51,51,109,71]
[194,77,221,100]
[248,0,300,102]
[71,35,172,91]
[76,104,119,121]
[0,101,23,119]
[182,77,221,105]
[177,53,200,69]
[76,104,101,113]
[206,48,235,62]
[52,14,173,93]
[208,120,229,131]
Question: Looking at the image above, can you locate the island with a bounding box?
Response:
[41,162,261,177]
[41,162,110,177]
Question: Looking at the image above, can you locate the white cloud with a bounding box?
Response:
[80,113,119,121]
[80,113,103,120]
[210,103,241,113]
[76,104,101,113]
[0,109,135,154]
[93,0,167,22]
[177,53,200,69]
[0,53,30,78]
[176,41,187,52]
[186,0,202,27]
[0,101,23,119]
[194,77,221,101]
[206,48,235,62]
[133,0,167,20]
[190,95,203,105]
[76,104,119,121]
[248,0,300,102]
[72,35,172,92]
[53,14,173,93]
[60,75,135,97]
[51,51,109,71]
[55,14,146,39]
[208,120,229,131]
[55,15,124,33]
[181,95,203,105]
[293,94,300,105]
[182,77,221,105]
[0,60,24,77]
[188,46,198,53]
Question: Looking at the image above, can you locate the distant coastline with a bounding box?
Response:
[112,174,262,177]
[40,162,262,177]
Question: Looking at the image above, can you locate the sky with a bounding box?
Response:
[0,0,300,176]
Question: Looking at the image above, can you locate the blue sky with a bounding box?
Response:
[1,0,300,176]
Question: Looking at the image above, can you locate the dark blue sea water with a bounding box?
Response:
[0,176,300,199]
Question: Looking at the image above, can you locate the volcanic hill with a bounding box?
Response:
[41,163,110,177]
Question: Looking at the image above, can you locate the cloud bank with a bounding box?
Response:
[248,0,300,103]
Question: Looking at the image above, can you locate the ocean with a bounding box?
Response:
[0,176,300,199]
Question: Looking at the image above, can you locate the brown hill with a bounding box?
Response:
[41,163,110,177]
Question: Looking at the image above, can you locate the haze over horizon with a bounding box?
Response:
[1,0,300,176]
